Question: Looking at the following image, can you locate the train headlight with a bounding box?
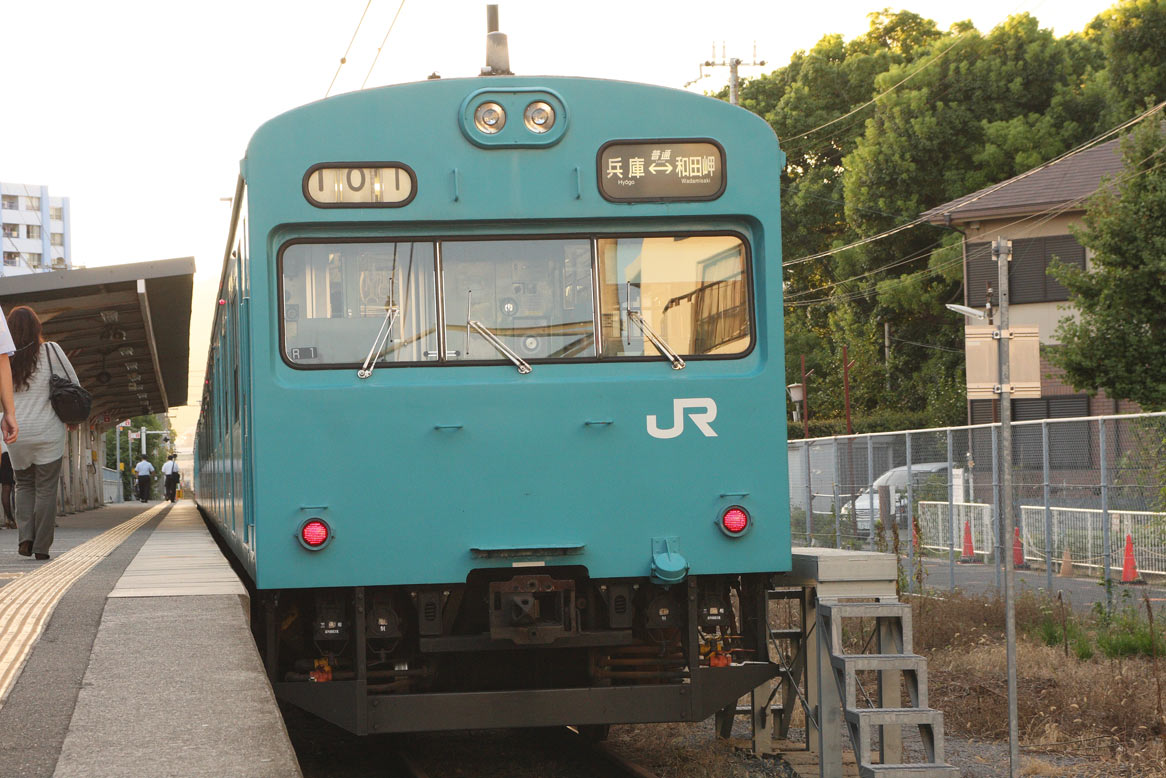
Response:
[523,101,555,133]
[719,506,750,537]
[473,101,506,134]
[299,518,332,550]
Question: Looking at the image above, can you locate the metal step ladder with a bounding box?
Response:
[716,586,806,750]
[818,600,957,778]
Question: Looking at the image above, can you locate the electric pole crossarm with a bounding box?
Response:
[690,43,766,106]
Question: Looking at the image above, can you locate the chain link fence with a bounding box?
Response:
[787,412,1166,591]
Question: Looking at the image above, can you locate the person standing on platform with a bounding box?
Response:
[161,454,180,503]
[0,304,18,530]
[5,306,78,561]
[0,303,19,447]
[134,454,155,503]
[1,446,15,529]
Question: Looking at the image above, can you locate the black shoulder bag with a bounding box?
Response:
[45,343,92,424]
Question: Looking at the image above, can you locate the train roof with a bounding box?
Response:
[244,75,779,165]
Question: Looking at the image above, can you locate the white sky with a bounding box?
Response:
[0,0,1115,447]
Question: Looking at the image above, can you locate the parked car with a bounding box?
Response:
[841,462,949,534]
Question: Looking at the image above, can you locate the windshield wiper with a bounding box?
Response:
[627,310,686,370]
[357,306,400,379]
[468,320,532,374]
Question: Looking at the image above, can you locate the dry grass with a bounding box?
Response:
[1021,756,1074,775]
[911,592,1166,777]
[608,722,777,778]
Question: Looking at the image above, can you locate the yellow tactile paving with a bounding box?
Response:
[0,503,166,708]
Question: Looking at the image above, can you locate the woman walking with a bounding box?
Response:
[6,306,79,560]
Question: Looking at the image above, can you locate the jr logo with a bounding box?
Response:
[646,398,719,439]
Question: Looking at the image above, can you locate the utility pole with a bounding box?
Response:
[688,42,765,105]
[884,322,891,391]
[993,236,1019,778]
[800,354,811,439]
[842,345,854,436]
[843,345,858,526]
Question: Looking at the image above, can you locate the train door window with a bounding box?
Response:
[441,238,595,362]
[597,235,750,358]
[281,241,437,366]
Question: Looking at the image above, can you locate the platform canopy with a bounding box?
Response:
[0,258,194,425]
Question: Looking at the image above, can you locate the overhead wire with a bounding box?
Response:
[785,236,951,300]
[776,0,1053,157]
[780,99,1166,268]
[786,146,1166,308]
[325,0,374,98]
[890,336,964,354]
[361,0,407,90]
[780,32,971,145]
[780,153,1166,357]
[779,48,974,160]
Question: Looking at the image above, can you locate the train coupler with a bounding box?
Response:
[488,573,577,644]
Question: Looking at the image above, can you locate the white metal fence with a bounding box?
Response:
[788,412,1166,590]
[917,502,993,556]
[1020,506,1166,576]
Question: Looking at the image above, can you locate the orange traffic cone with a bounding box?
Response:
[958,520,978,564]
[1012,527,1030,570]
[1121,533,1144,585]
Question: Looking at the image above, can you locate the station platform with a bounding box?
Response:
[0,501,302,778]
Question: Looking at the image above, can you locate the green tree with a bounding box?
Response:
[721,2,1165,432]
[1050,119,1166,409]
[1088,0,1166,124]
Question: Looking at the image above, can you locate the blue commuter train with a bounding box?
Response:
[196,67,790,736]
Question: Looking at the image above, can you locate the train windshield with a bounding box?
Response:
[280,241,438,365]
[597,235,749,358]
[442,239,595,362]
[279,234,750,368]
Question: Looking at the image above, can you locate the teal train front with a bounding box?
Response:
[196,73,790,735]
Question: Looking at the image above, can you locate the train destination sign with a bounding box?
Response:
[597,140,725,202]
[303,163,416,208]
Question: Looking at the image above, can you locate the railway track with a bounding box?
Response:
[288,703,664,778]
[391,730,663,778]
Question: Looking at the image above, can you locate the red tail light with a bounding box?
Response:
[300,519,330,549]
[721,506,749,535]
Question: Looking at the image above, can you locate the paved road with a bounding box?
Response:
[918,557,1166,614]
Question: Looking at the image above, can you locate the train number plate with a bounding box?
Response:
[303,163,417,208]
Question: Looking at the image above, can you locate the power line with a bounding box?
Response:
[777,0,1049,155]
[785,236,951,300]
[890,336,963,354]
[786,148,1166,308]
[325,0,374,98]
[361,0,407,90]
[781,32,970,145]
[782,216,930,267]
[780,100,1166,268]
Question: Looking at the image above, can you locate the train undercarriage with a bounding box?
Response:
[258,569,779,735]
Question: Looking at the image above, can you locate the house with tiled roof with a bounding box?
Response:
[920,138,1140,425]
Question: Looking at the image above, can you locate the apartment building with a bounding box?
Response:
[1,181,71,275]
